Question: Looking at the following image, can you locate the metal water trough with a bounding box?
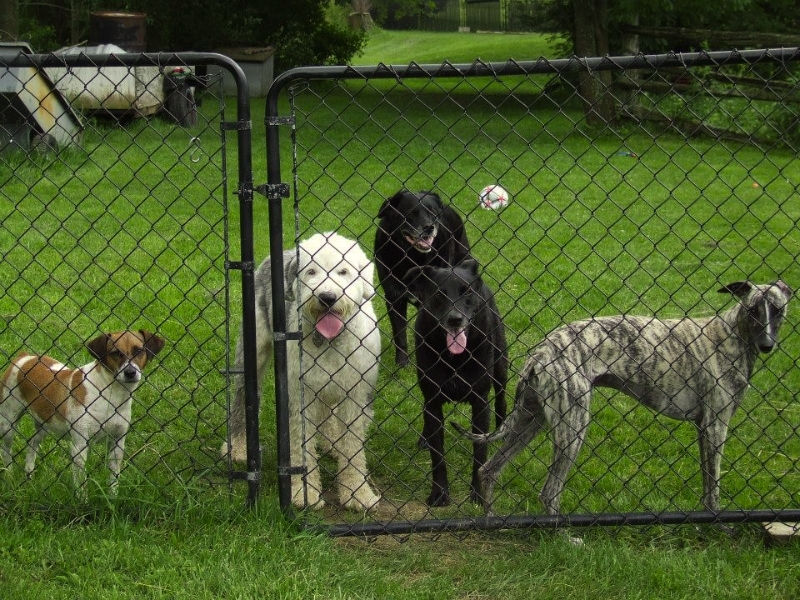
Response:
[45,43,165,116]
[45,43,199,126]
[0,42,83,152]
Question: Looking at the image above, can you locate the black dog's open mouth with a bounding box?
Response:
[403,229,436,253]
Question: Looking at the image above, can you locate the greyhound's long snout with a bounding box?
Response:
[758,341,776,353]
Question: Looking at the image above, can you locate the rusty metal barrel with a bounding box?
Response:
[88,12,147,52]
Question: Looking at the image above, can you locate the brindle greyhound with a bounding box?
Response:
[456,281,792,516]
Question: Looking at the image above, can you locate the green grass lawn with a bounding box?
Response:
[354,28,562,65]
[1,29,799,599]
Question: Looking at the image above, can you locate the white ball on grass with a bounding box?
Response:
[479,184,510,210]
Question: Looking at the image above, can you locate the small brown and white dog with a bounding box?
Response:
[0,330,165,495]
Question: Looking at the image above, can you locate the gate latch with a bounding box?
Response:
[254,183,290,200]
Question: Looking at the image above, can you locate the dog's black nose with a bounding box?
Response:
[447,315,464,329]
[123,366,138,381]
[318,292,337,307]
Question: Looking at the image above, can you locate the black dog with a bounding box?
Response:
[374,190,471,366]
[408,259,508,506]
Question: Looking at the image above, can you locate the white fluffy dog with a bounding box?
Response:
[222,232,381,510]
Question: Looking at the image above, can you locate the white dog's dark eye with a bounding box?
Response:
[306,268,317,276]
[338,268,349,276]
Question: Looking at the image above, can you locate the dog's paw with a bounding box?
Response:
[292,493,326,510]
[292,496,326,511]
[468,487,486,506]
[343,490,381,512]
[292,482,325,510]
[219,439,247,464]
[395,350,409,367]
[426,488,451,507]
[557,530,585,547]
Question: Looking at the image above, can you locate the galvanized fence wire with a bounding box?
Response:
[264,49,800,537]
[0,51,254,509]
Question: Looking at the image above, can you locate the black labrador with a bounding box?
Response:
[374,190,471,366]
[408,258,508,506]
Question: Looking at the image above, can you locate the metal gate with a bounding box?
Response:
[0,49,258,511]
[262,49,800,537]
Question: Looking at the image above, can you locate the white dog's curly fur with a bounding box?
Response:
[222,232,381,511]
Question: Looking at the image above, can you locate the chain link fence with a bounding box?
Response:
[264,49,800,537]
[2,47,799,538]
[0,50,254,511]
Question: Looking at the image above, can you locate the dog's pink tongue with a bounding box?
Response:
[446,330,467,354]
[416,235,434,250]
[316,313,344,340]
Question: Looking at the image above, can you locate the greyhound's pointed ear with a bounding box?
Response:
[284,254,298,301]
[378,190,405,219]
[140,330,166,356]
[776,280,793,298]
[718,281,753,297]
[86,334,111,361]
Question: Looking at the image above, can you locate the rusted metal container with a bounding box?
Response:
[88,11,147,53]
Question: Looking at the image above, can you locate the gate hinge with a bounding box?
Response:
[278,465,307,476]
[230,470,262,482]
[273,331,303,342]
[225,260,255,272]
[220,120,252,131]
[254,182,290,200]
[267,115,295,126]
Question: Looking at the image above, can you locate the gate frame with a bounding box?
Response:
[2,50,262,506]
[264,47,800,537]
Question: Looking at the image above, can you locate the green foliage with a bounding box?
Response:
[16,16,58,51]
[371,0,438,27]
[16,0,366,73]
[325,0,354,30]
[530,0,800,55]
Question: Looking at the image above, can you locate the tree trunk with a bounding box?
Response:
[0,0,19,41]
[573,0,615,125]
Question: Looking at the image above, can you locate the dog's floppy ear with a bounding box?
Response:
[86,334,112,361]
[405,265,435,302]
[284,254,299,301]
[359,257,376,301]
[718,281,753,298]
[140,330,166,357]
[423,190,443,211]
[461,257,479,278]
[378,189,406,219]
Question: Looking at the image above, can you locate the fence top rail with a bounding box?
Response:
[0,50,242,72]
[0,49,251,125]
[267,46,800,105]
